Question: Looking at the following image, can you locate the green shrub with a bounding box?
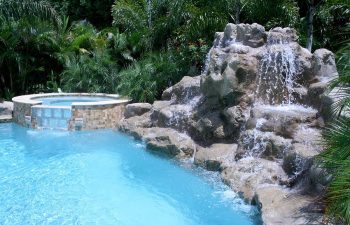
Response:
[117,52,184,102]
[60,51,119,93]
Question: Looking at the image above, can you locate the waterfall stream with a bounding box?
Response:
[256,33,300,105]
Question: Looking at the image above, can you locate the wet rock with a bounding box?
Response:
[251,105,317,138]
[124,103,152,118]
[268,27,298,43]
[190,110,239,143]
[194,144,237,171]
[292,125,322,147]
[222,106,245,128]
[293,143,320,158]
[202,52,259,99]
[152,100,171,111]
[221,158,288,201]
[307,82,333,119]
[152,104,195,130]
[254,186,323,225]
[281,126,323,184]
[118,113,153,139]
[162,76,202,103]
[143,128,196,158]
[238,130,292,160]
[312,49,338,82]
[282,152,312,178]
[218,23,267,48]
[300,165,331,194]
[252,105,317,124]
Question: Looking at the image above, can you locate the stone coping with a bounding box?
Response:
[12,93,130,107]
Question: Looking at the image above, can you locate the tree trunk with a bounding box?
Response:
[306,3,315,52]
[147,0,152,29]
[0,73,5,94]
[235,1,241,24]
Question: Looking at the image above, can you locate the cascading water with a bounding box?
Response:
[256,30,300,105]
[244,29,314,173]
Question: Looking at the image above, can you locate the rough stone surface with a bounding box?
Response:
[194,144,237,171]
[221,158,288,201]
[254,186,323,225]
[312,49,338,82]
[13,101,39,126]
[162,76,202,102]
[143,128,196,157]
[124,103,152,118]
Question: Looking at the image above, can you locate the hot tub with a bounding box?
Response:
[12,93,130,130]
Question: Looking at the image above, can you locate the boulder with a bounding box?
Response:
[238,130,292,160]
[222,105,245,128]
[252,105,317,124]
[118,113,153,139]
[162,76,202,103]
[194,143,237,171]
[254,186,323,225]
[143,128,196,158]
[151,104,196,131]
[124,103,152,118]
[201,52,259,99]
[216,23,267,48]
[307,82,333,119]
[189,110,239,142]
[312,49,338,82]
[251,105,317,138]
[221,158,288,201]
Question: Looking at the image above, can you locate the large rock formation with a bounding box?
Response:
[118,23,337,224]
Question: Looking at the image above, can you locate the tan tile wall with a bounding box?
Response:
[13,102,40,127]
[13,98,129,130]
[70,104,126,130]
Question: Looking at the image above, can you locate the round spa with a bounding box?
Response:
[12,93,130,130]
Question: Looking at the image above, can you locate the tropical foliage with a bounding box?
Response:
[316,32,350,223]
[1,0,349,102]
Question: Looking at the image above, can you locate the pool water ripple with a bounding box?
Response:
[0,123,260,225]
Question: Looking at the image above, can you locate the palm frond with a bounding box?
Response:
[0,0,61,27]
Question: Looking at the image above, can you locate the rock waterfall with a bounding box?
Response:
[119,23,338,224]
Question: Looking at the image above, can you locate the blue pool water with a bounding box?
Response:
[36,96,115,106]
[0,123,259,225]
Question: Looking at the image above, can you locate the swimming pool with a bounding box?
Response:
[36,96,117,106]
[0,123,259,225]
[12,93,130,130]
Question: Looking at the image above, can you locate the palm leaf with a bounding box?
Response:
[0,0,61,27]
